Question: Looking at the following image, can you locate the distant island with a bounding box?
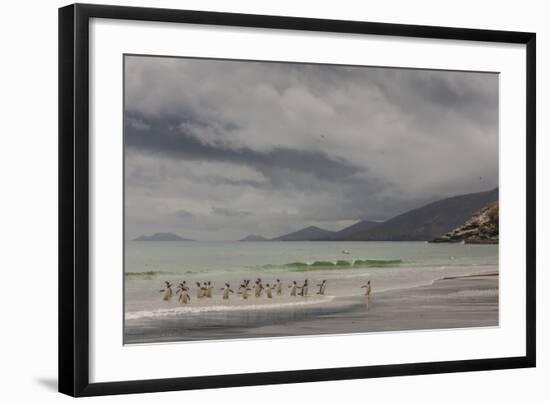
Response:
[240,187,498,243]
[132,232,194,241]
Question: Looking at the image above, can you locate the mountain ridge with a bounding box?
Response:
[143,188,499,243]
[340,188,498,241]
[273,225,335,241]
[322,219,381,240]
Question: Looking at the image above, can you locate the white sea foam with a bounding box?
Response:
[125,296,336,320]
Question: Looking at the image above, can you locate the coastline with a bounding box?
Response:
[124,271,499,344]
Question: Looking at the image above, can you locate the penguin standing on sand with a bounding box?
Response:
[254,278,264,297]
[220,283,234,300]
[160,281,173,301]
[265,284,274,299]
[361,281,372,309]
[176,282,191,304]
[288,281,298,297]
[299,279,309,296]
[275,279,283,296]
[206,281,214,298]
[316,280,327,295]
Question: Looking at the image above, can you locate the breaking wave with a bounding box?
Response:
[282,259,403,271]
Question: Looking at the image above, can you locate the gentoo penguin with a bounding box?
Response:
[206,281,213,298]
[202,282,208,298]
[220,283,234,300]
[265,284,274,299]
[299,279,309,296]
[316,280,327,295]
[195,282,204,299]
[176,283,191,304]
[361,281,372,309]
[275,279,283,296]
[254,278,264,297]
[160,281,173,301]
[239,283,251,300]
[288,281,298,296]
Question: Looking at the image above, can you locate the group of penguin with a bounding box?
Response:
[159,278,372,306]
[159,278,328,304]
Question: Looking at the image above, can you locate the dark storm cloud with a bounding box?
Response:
[124,112,362,186]
[385,70,498,129]
[123,56,498,240]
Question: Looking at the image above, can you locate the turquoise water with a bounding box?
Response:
[124,241,498,318]
[125,240,497,274]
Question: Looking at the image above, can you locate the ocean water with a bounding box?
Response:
[124,241,498,321]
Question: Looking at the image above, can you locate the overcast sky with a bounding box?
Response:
[124,55,498,241]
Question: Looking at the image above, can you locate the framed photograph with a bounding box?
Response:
[59,3,536,397]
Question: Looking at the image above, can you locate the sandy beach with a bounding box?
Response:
[124,272,498,344]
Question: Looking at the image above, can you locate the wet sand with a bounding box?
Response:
[124,273,498,344]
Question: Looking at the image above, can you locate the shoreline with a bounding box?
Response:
[441,271,498,279]
[124,271,499,344]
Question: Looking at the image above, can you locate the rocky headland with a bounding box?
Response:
[431,201,498,244]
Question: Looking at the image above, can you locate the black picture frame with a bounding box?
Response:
[59,3,536,397]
